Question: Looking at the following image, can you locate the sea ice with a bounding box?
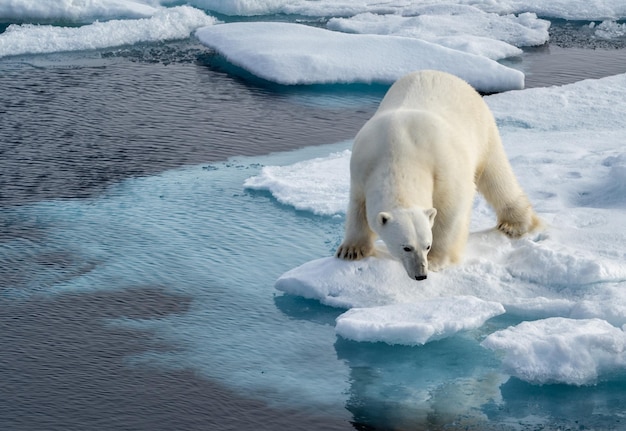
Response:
[177,0,626,21]
[0,6,217,58]
[195,22,524,92]
[481,318,626,385]
[328,8,550,60]
[591,20,626,39]
[473,0,626,21]
[0,0,157,22]
[243,149,350,216]
[335,296,505,345]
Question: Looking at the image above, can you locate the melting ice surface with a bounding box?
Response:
[247,73,626,388]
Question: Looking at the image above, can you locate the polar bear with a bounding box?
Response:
[336,70,540,280]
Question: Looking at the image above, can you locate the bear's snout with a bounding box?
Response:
[415,274,427,281]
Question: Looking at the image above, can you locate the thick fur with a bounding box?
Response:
[336,70,540,279]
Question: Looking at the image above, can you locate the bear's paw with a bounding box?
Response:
[336,242,373,261]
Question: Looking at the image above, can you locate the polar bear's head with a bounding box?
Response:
[375,207,437,281]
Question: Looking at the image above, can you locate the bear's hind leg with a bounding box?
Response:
[478,137,541,238]
[336,195,375,260]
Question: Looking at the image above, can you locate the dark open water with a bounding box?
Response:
[1,31,625,431]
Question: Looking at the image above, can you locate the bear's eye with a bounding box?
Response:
[403,246,413,252]
[426,245,431,251]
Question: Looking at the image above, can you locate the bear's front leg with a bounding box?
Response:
[336,196,375,260]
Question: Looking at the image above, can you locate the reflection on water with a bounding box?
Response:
[522,45,626,88]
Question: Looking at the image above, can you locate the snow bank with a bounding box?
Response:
[328,8,549,60]
[0,6,217,58]
[196,22,524,92]
[252,72,626,384]
[481,318,626,385]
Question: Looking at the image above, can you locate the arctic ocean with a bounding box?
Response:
[1,1,626,430]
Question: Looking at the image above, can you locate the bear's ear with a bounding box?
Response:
[377,212,392,226]
[424,208,437,227]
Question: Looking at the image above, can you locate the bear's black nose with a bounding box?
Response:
[415,275,427,281]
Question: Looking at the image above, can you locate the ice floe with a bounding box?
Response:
[0,0,157,23]
[327,8,549,60]
[591,20,626,39]
[481,318,626,385]
[196,22,524,92]
[181,0,626,21]
[336,296,505,346]
[0,6,217,58]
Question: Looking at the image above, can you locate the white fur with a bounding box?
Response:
[336,70,540,280]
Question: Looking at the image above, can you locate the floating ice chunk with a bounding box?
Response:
[195,22,524,92]
[0,0,157,23]
[481,318,626,385]
[180,0,626,21]
[592,20,626,39]
[0,6,217,58]
[335,296,505,346]
[244,150,350,216]
[328,10,549,60]
[473,0,626,21]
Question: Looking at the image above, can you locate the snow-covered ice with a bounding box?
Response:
[328,8,550,60]
[336,296,505,345]
[0,6,217,58]
[591,20,626,39]
[244,149,351,216]
[0,0,157,23]
[195,22,524,92]
[176,0,626,21]
[249,72,626,384]
[482,318,626,385]
[471,0,626,21]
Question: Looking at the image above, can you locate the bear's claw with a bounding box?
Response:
[497,218,538,238]
[497,221,524,238]
[336,244,371,260]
